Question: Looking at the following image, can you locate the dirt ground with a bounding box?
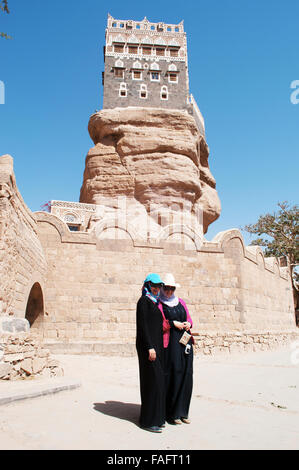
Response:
[0,346,299,450]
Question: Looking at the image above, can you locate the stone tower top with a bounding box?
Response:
[102,14,205,134]
[106,14,185,34]
[102,14,189,111]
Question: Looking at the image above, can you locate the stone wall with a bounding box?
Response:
[0,154,297,357]
[0,155,47,323]
[103,56,189,111]
[193,331,299,356]
[33,211,297,355]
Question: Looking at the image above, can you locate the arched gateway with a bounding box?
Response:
[25,283,44,329]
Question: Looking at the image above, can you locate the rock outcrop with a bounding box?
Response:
[80,107,221,236]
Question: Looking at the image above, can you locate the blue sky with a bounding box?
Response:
[0,0,298,243]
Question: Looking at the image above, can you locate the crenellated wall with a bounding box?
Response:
[0,154,297,356]
[33,210,297,355]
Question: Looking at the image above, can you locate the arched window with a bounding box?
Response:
[114,59,125,79]
[119,82,127,97]
[169,63,177,71]
[140,84,148,99]
[115,59,124,68]
[150,62,160,81]
[168,64,178,83]
[25,283,44,328]
[132,61,142,80]
[161,86,168,100]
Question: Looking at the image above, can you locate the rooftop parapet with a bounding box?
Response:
[107,14,184,34]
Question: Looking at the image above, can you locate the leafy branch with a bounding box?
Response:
[243,201,298,269]
[0,0,11,39]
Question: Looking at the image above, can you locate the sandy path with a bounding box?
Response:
[0,346,298,450]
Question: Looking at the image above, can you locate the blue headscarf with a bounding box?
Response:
[142,281,160,304]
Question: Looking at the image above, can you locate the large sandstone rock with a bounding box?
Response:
[80,107,221,236]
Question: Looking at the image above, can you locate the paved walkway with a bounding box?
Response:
[0,346,299,450]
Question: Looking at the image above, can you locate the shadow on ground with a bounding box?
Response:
[93,401,140,426]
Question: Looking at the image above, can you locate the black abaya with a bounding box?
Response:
[162,301,193,421]
[136,295,165,428]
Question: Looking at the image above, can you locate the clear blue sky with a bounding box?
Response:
[0,0,298,243]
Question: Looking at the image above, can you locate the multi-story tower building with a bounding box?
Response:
[102,14,205,134]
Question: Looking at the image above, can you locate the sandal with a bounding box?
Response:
[181,417,191,424]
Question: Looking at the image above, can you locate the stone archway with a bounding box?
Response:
[25,283,44,329]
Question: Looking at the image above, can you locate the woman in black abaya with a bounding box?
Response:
[160,273,193,425]
[136,273,165,433]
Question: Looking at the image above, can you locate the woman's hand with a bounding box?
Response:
[148,348,156,361]
[173,321,185,330]
[183,321,191,331]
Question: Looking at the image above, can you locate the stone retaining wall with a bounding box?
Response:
[193,331,299,356]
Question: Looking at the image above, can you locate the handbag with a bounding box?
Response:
[179,331,192,346]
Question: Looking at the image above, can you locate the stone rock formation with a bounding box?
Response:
[80,107,221,238]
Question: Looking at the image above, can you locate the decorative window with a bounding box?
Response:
[128,34,139,44]
[161,86,168,100]
[115,35,125,43]
[112,22,117,28]
[114,44,124,53]
[142,46,152,55]
[128,45,138,54]
[136,24,140,29]
[133,61,142,69]
[169,39,179,46]
[150,62,160,70]
[64,213,78,223]
[114,59,125,78]
[119,83,127,97]
[169,48,179,57]
[175,27,179,32]
[167,26,172,31]
[120,23,124,28]
[155,47,165,56]
[151,72,160,81]
[140,84,148,99]
[150,25,155,30]
[68,224,80,232]
[168,72,178,83]
[132,70,142,80]
[154,37,166,45]
[114,68,124,78]
[115,59,124,67]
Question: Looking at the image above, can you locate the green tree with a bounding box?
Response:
[0,0,10,39]
[243,201,299,283]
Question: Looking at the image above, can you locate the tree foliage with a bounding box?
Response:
[0,0,10,39]
[243,201,299,281]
